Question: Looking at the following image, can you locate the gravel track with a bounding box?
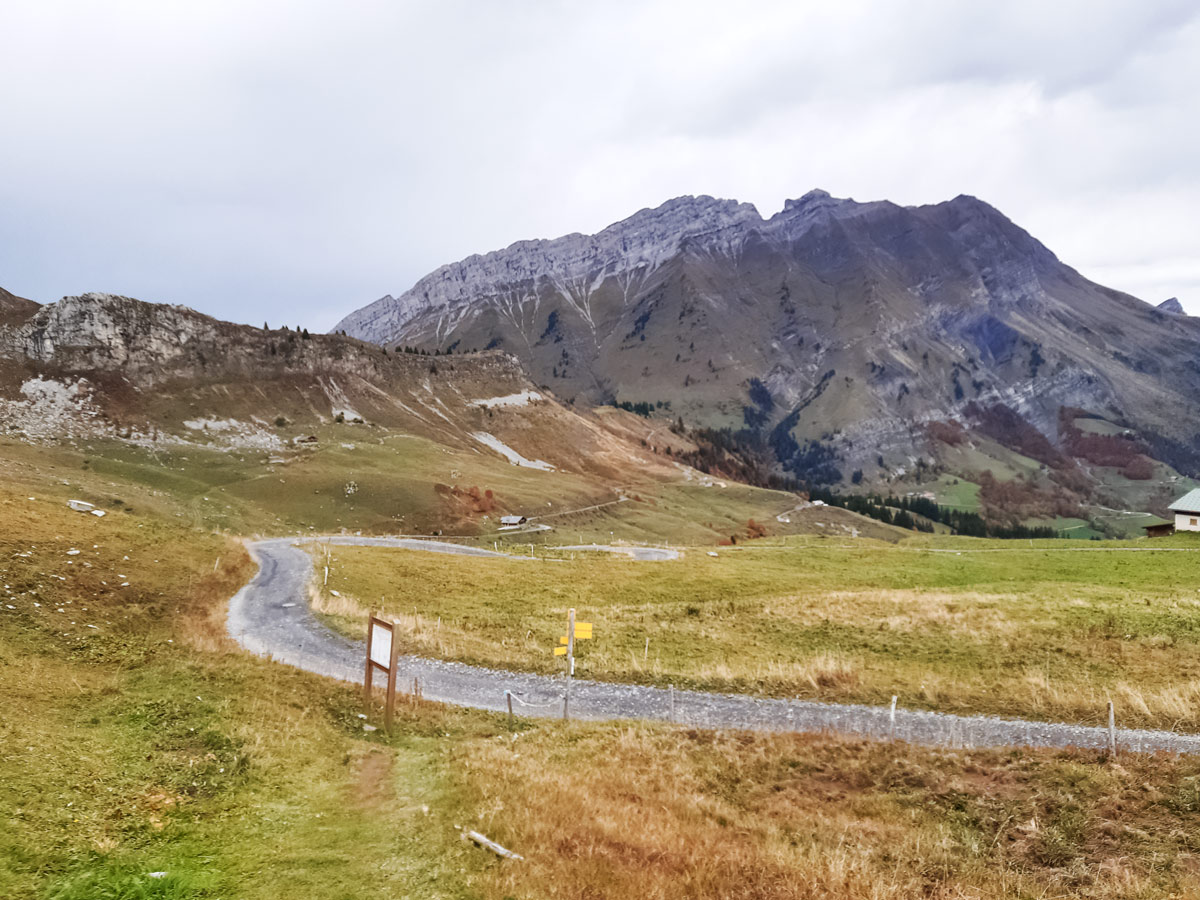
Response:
[227,536,1200,754]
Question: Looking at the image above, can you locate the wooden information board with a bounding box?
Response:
[363,611,401,731]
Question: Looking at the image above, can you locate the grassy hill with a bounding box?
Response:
[6,467,1200,898]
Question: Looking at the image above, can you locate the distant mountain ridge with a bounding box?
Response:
[0,291,684,490]
[337,191,1200,491]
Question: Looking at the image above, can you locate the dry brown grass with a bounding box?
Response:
[322,540,1200,731]
[457,723,1200,900]
[177,539,256,653]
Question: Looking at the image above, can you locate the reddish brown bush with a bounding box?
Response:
[927,420,967,447]
[1121,456,1155,480]
[964,403,1066,468]
[1059,408,1149,469]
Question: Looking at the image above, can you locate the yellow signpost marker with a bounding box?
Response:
[553,611,597,721]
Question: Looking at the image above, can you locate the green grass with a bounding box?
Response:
[924,474,982,511]
[319,532,1200,730]
[0,483,491,900]
[9,435,1200,898]
[1029,516,1105,539]
[26,430,815,548]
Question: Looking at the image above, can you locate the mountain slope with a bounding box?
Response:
[0,291,676,478]
[0,290,831,542]
[337,192,1200,492]
[0,286,38,326]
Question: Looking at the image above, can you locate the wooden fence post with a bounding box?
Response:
[890,695,897,740]
[363,609,376,708]
[385,625,400,733]
[506,691,514,730]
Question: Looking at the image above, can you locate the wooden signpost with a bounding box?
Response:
[363,610,401,732]
[557,608,593,721]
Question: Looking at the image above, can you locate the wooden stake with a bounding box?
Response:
[363,609,376,708]
[1107,700,1117,759]
[384,624,400,733]
[669,683,675,723]
[644,636,649,661]
[213,556,220,572]
[890,695,898,740]
[506,691,514,730]
[464,829,523,861]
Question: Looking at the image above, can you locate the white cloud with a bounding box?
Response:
[0,0,1197,326]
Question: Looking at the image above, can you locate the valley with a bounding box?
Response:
[3,253,1200,899]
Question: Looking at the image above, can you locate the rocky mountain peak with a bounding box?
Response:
[781,188,837,212]
[1158,296,1185,315]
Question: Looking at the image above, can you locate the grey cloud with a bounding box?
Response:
[0,0,1196,328]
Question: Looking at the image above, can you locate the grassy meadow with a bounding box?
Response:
[6,483,1200,899]
[317,532,1200,731]
[0,478,490,899]
[7,430,1200,898]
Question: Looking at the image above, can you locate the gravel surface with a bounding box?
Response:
[227,537,1200,754]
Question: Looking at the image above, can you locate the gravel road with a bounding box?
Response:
[227,536,1200,754]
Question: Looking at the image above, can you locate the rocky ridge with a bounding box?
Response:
[0,291,682,485]
[337,191,1200,487]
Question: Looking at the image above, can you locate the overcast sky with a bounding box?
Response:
[1,1,1197,329]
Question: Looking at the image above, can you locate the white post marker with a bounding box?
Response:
[1107,700,1117,758]
[890,695,898,740]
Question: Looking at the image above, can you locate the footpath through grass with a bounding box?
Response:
[0,485,484,900]
[317,533,1200,732]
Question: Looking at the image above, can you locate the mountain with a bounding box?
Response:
[0,290,842,542]
[0,291,684,482]
[1158,297,1186,315]
[0,286,39,326]
[337,191,1200,505]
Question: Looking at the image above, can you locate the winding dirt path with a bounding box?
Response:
[227,536,1200,754]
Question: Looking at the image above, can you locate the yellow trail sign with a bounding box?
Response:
[559,636,569,645]
[553,646,568,656]
[574,623,593,639]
